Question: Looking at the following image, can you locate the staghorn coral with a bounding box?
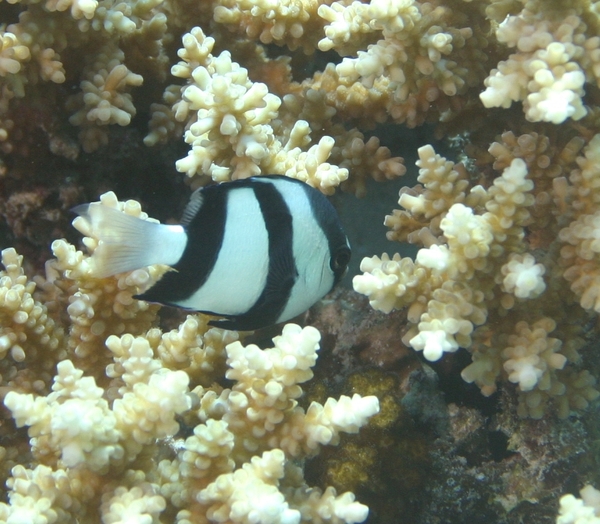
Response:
[0,193,379,523]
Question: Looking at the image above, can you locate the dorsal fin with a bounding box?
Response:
[180,188,204,226]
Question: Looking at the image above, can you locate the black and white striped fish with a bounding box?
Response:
[74,176,351,331]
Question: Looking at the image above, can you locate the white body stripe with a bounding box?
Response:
[255,178,334,323]
[175,187,269,315]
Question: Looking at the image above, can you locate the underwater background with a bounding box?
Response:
[0,0,600,522]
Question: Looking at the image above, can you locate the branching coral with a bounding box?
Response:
[0,193,379,523]
[307,0,490,127]
[354,146,533,358]
[481,0,600,124]
[0,248,65,393]
[47,191,165,373]
[161,323,378,523]
[5,358,190,471]
[354,137,600,418]
[1,0,599,191]
[557,485,600,524]
[3,0,600,520]
[0,0,169,152]
[66,42,143,152]
[0,0,408,195]
[152,25,404,194]
[214,0,327,51]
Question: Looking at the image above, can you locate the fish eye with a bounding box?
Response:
[331,246,351,271]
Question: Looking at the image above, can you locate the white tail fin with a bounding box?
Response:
[74,204,187,278]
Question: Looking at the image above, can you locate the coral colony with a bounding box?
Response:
[1,0,600,521]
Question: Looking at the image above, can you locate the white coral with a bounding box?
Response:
[501,253,546,299]
[303,394,380,450]
[101,484,166,524]
[481,13,590,123]
[410,327,458,361]
[502,319,567,392]
[5,360,123,471]
[199,449,301,524]
[557,485,600,524]
[5,358,190,471]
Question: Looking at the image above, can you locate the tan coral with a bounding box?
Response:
[5,2,600,519]
[47,192,166,371]
[199,448,370,524]
[353,141,600,418]
[407,279,486,361]
[169,26,351,193]
[559,210,600,311]
[0,464,99,523]
[215,324,379,459]
[197,449,302,523]
[214,0,327,52]
[100,483,166,524]
[500,253,546,299]
[517,367,599,419]
[44,0,99,19]
[154,314,238,384]
[503,318,566,393]
[459,310,597,419]
[557,484,600,523]
[480,1,600,124]
[1,193,378,521]
[271,135,349,195]
[172,26,283,182]
[0,31,30,77]
[0,0,168,151]
[334,133,406,198]
[175,46,282,181]
[276,88,405,196]
[67,43,143,152]
[487,130,586,233]
[317,0,379,56]
[151,324,379,522]
[5,359,123,471]
[559,135,600,312]
[308,0,489,127]
[0,248,65,394]
[385,144,477,244]
[353,252,437,316]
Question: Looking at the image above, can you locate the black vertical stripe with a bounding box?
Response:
[209,180,297,330]
[300,182,350,285]
[133,175,347,331]
[135,183,228,304]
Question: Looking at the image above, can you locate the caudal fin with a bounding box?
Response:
[73,203,187,278]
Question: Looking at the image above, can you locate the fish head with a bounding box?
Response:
[330,239,351,284]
